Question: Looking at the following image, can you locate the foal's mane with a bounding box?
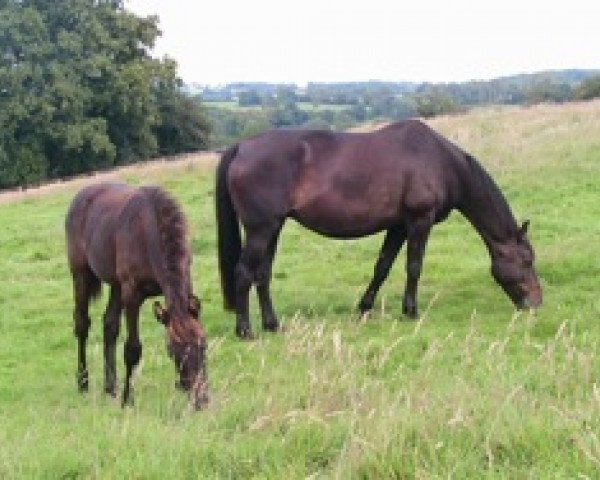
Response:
[142,186,191,316]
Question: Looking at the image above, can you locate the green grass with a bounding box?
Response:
[1,101,600,478]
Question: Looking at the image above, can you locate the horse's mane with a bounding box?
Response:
[141,186,191,317]
[463,153,518,239]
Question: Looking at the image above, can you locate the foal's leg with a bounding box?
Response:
[235,224,279,339]
[256,226,282,332]
[403,215,433,318]
[72,269,98,392]
[103,285,122,397]
[358,225,407,315]
[121,297,142,407]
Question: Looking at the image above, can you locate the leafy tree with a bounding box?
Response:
[524,80,573,105]
[153,59,210,156]
[269,102,309,127]
[574,75,600,100]
[238,89,261,107]
[412,89,461,118]
[0,0,209,189]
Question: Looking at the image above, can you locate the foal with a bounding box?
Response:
[66,183,208,409]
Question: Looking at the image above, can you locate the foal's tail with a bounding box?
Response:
[216,145,241,311]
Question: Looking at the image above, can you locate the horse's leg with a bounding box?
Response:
[358,225,407,314]
[256,226,283,332]
[234,224,279,339]
[403,216,433,318]
[121,294,142,407]
[72,268,97,392]
[102,285,122,397]
[234,257,253,339]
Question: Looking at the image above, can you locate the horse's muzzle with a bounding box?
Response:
[519,292,542,310]
[175,378,209,410]
[191,378,209,410]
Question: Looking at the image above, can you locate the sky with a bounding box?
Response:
[125,0,600,86]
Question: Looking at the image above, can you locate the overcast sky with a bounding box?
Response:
[125,0,599,86]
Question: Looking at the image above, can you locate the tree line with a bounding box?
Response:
[201,71,600,147]
[0,0,209,189]
[2,1,599,189]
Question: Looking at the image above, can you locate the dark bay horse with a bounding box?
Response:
[216,120,542,339]
[66,183,208,409]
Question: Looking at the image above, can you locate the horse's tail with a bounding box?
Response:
[216,145,241,311]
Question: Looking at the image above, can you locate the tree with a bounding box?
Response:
[238,89,261,107]
[412,89,461,118]
[524,81,573,105]
[0,0,209,188]
[574,75,600,100]
[155,89,211,155]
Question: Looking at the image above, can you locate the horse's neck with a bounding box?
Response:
[458,159,517,255]
[146,187,191,317]
[161,271,192,318]
[153,249,191,317]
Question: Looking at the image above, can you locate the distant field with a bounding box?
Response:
[1,101,599,478]
[204,100,258,110]
[204,100,349,112]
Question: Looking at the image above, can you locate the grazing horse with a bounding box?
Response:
[216,120,542,339]
[66,183,208,409]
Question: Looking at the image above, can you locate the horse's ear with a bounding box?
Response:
[519,220,530,239]
[189,294,202,318]
[153,301,169,325]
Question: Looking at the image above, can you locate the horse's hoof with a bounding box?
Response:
[77,370,89,392]
[105,386,118,398]
[402,302,418,319]
[235,326,255,340]
[357,300,373,315]
[262,321,279,333]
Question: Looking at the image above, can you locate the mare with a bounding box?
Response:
[216,120,542,339]
[66,183,208,409]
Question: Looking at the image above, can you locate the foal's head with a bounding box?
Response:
[153,295,208,409]
[491,221,542,310]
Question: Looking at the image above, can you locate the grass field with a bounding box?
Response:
[1,101,599,478]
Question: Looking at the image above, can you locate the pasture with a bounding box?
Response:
[1,101,599,478]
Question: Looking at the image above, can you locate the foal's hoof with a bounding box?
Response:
[77,370,89,392]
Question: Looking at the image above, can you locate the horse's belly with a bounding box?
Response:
[290,181,401,238]
[291,204,397,238]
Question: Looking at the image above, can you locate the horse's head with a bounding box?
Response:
[491,220,542,310]
[153,295,208,410]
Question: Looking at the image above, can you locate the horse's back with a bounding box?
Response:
[227,122,466,236]
[66,183,135,280]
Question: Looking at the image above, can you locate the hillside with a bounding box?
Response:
[0,101,599,477]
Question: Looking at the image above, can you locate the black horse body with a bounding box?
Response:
[217,120,542,338]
